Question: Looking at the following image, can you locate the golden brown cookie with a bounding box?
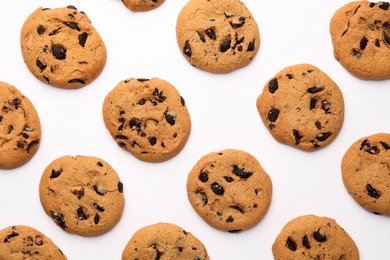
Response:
[122,223,209,260]
[341,133,390,215]
[0,81,41,169]
[20,6,106,89]
[0,225,66,259]
[39,155,125,236]
[176,0,260,73]
[272,215,359,260]
[256,64,344,151]
[186,149,272,233]
[102,78,191,162]
[121,0,165,11]
[330,1,390,80]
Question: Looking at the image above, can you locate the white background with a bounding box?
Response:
[1,0,389,259]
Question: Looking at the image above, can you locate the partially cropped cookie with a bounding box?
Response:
[20,6,106,89]
[122,223,209,260]
[0,81,41,169]
[256,64,344,151]
[176,0,260,73]
[0,225,66,259]
[39,155,124,236]
[121,0,165,11]
[272,215,359,260]
[187,149,272,233]
[341,133,390,215]
[103,78,191,162]
[330,1,390,80]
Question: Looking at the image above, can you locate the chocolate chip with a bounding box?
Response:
[313,229,327,242]
[195,191,208,206]
[366,184,381,198]
[384,31,390,45]
[93,185,107,196]
[72,188,84,199]
[286,74,294,79]
[77,207,87,220]
[230,17,246,28]
[43,76,50,83]
[224,176,234,182]
[0,115,2,122]
[52,45,66,60]
[37,25,46,35]
[232,165,253,179]
[268,108,280,123]
[351,48,361,59]
[49,27,61,36]
[247,39,255,51]
[370,2,376,7]
[50,168,63,179]
[205,27,216,40]
[7,125,13,134]
[22,133,29,139]
[379,2,389,10]
[93,203,105,212]
[360,139,379,154]
[130,118,142,130]
[51,212,67,229]
[307,86,324,93]
[149,136,157,146]
[316,132,331,142]
[303,235,311,249]
[380,141,390,150]
[220,38,232,52]
[199,172,209,182]
[64,21,80,31]
[268,78,279,93]
[118,182,123,193]
[153,88,167,102]
[165,112,176,125]
[228,229,241,233]
[116,135,128,140]
[36,59,47,72]
[360,36,368,50]
[226,216,234,223]
[293,129,302,145]
[183,40,192,57]
[211,182,224,195]
[27,140,39,153]
[315,121,322,130]
[286,237,297,251]
[180,96,186,106]
[67,5,78,10]
[137,78,149,82]
[3,231,19,243]
[197,31,206,42]
[152,243,162,260]
[68,79,85,84]
[321,100,332,114]
[310,98,317,110]
[375,39,380,47]
[94,214,100,224]
[79,32,88,47]
[230,205,244,213]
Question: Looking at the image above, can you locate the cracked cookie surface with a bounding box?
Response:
[0,225,66,259]
[176,0,260,73]
[330,1,390,79]
[103,78,191,162]
[20,6,106,89]
[39,155,125,236]
[121,0,165,11]
[122,223,209,260]
[272,215,359,260]
[342,133,390,215]
[0,81,41,169]
[256,64,344,151]
[186,149,272,232]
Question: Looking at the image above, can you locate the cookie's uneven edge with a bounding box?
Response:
[121,0,165,11]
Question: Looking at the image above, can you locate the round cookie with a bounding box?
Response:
[176,0,260,73]
[0,225,66,259]
[186,149,272,233]
[0,81,41,169]
[341,133,390,215]
[256,64,344,151]
[330,1,390,80]
[122,223,209,260]
[20,6,106,89]
[121,0,165,11]
[102,78,191,162]
[272,215,359,260]
[39,155,125,236]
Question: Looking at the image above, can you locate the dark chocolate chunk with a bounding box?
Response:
[130,118,142,130]
[379,2,389,10]
[51,212,67,229]
[360,36,368,50]
[37,25,46,35]
[180,96,186,106]
[36,59,47,72]
[79,32,88,47]
[316,132,331,142]
[137,78,149,82]
[380,141,390,150]
[313,229,327,242]
[224,176,234,182]
[94,214,100,224]
[72,188,84,199]
[195,191,208,206]
[293,129,302,145]
[93,203,105,212]
[286,237,297,251]
[232,165,253,179]
[3,231,19,243]
[64,22,80,31]
[211,182,224,195]
[77,207,87,220]
[118,182,124,193]
[268,108,280,122]
[27,140,39,153]
[197,31,206,42]
[52,45,67,60]
[115,135,128,140]
[315,121,322,130]
[16,141,24,149]
[321,100,332,114]
[183,40,192,57]
[205,27,216,40]
[220,38,232,52]
[247,39,255,51]
[230,205,244,213]
[68,79,85,84]
[49,27,62,36]
[7,125,13,134]
[149,136,157,146]
[226,216,234,223]
[199,172,209,182]
[268,78,279,93]
[165,113,176,125]
[67,5,78,10]
[307,86,324,93]
[384,31,390,45]
[230,17,246,28]
[50,168,63,179]
[369,2,376,7]
[97,161,103,167]
[152,243,162,260]
[303,235,311,249]
[93,185,106,196]
[228,229,241,233]
[366,184,381,198]
[351,48,361,59]
[310,98,317,110]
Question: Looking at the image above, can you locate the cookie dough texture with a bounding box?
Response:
[341,133,390,215]
[122,0,165,11]
[330,1,390,80]
[103,78,191,162]
[39,155,125,236]
[256,64,344,151]
[122,223,209,260]
[0,225,66,259]
[187,149,272,232]
[0,82,41,169]
[20,6,106,89]
[176,0,260,73]
[272,215,359,260]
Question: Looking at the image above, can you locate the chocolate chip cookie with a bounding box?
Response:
[342,133,390,215]
[121,0,165,11]
[256,64,344,151]
[0,225,66,259]
[102,78,191,162]
[330,1,390,80]
[186,149,272,233]
[0,81,41,169]
[20,6,106,89]
[272,215,359,260]
[122,223,209,260]
[176,0,260,73]
[39,155,125,236]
